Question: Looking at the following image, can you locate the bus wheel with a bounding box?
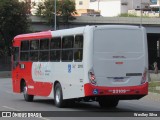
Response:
[22,82,34,102]
[98,98,119,108]
[54,83,66,108]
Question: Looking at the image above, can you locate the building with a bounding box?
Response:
[19,0,160,17]
[75,0,99,16]
[89,0,150,17]
[75,0,90,9]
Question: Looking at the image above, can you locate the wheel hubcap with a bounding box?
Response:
[56,88,60,103]
[23,86,27,95]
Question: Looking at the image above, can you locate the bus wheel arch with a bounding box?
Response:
[20,79,26,93]
[20,79,34,102]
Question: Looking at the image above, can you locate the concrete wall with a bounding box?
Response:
[70,16,160,25]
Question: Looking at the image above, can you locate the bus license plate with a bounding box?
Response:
[109,89,129,94]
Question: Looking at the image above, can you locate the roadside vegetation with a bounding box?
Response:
[118,13,150,18]
[149,81,160,94]
[0,0,30,56]
[36,0,77,28]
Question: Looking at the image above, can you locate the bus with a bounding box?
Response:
[12,25,148,108]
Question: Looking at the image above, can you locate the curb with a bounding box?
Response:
[149,92,160,95]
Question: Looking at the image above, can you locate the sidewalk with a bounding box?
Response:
[150,73,160,81]
[143,92,160,102]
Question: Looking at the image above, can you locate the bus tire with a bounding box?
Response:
[98,98,119,108]
[54,83,66,108]
[22,82,34,102]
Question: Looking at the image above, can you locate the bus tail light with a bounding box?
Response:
[141,68,147,84]
[88,69,96,85]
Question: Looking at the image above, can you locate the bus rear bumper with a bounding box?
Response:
[84,82,148,97]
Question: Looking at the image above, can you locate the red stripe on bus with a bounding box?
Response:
[115,62,123,64]
[14,31,52,41]
[84,82,148,96]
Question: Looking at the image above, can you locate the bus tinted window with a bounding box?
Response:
[74,49,83,62]
[62,36,74,62]
[74,35,83,48]
[40,39,49,50]
[20,41,29,61]
[50,50,61,62]
[62,50,73,62]
[30,40,39,50]
[50,37,61,49]
[62,36,74,49]
[21,41,29,50]
[39,51,49,61]
[74,35,83,62]
[30,51,38,61]
[50,37,61,62]
[20,52,29,61]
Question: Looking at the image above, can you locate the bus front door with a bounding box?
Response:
[12,47,20,92]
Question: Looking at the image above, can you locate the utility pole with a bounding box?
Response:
[54,0,57,30]
[159,0,160,17]
[140,0,142,26]
[98,0,100,11]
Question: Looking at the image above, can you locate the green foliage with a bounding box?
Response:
[118,13,150,18]
[0,0,30,55]
[149,81,160,94]
[118,13,138,17]
[36,0,77,26]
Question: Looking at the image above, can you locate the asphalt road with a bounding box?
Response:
[0,78,160,120]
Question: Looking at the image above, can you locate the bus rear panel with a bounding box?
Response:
[84,26,148,100]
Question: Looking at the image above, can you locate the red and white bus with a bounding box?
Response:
[12,25,148,108]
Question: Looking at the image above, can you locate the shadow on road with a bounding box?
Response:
[31,99,133,112]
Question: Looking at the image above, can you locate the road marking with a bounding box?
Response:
[40,117,50,120]
[2,106,20,111]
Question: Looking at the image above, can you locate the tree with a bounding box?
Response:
[36,0,77,28]
[0,0,30,55]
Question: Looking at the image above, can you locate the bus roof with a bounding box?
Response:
[14,31,52,41]
[13,25,143,42]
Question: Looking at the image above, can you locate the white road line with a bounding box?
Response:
[2,106,20,111]
[40,117,51,120]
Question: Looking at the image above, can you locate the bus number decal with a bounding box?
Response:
[111,89,130,94]
[68,64,72,73]
[78,65,83,68]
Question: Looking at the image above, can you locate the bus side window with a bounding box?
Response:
[40,39,49,50]
[30,40,39,50]
[74,35,83,62]
[39,38,49,61]
[50,37,61,62]
[30,40,39,61]
[20,41,29,61]
[62,36,74,62]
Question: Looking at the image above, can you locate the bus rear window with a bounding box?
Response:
[94,29,143,53]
